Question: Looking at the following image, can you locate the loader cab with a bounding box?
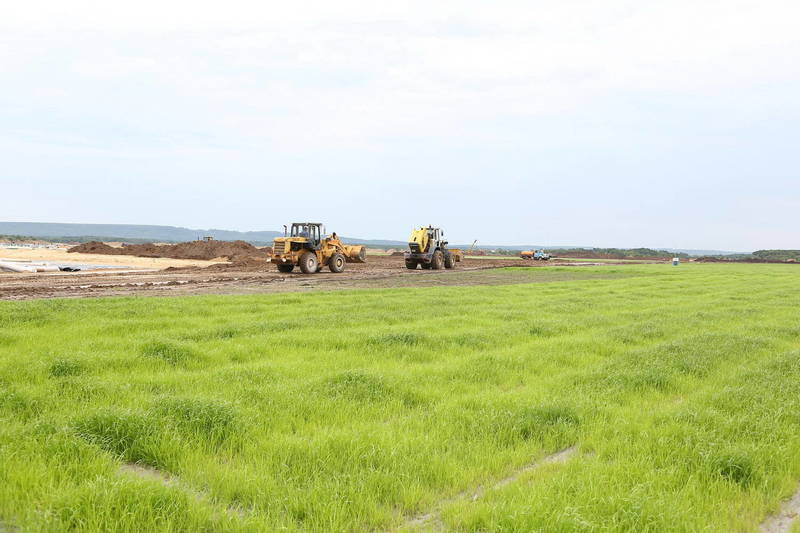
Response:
[288,223,323,249]
[430,227,447,247]
[424,226,444,244]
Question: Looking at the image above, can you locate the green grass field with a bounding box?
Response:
[1,264,799,532]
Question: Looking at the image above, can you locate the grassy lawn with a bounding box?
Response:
[1,264,799,532]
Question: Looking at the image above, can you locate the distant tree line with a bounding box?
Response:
[713,250,800,262]
[546,248,689,259]
[0,234,168,244]
[750,250,800,261]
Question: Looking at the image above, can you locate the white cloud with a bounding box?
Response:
[1,1,798,248]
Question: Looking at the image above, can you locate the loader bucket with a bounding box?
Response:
[344,245,367,263]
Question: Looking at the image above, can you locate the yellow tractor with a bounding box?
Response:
[404,226,462,270]
[269,222,366,274]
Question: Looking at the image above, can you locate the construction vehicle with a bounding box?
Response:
[520,249,551,261]
[269,223,366,274]
[404,226,462,270]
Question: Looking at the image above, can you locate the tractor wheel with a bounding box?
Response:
[277,264,294,273]
[444,254,455,269]
[421,263,432,269]
[329,253,346,273]
[405,259,418,270]
[299,252,319,274]
[431,250,444,270]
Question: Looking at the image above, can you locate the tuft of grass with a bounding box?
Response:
[72,411,160,467]
[711,450,757,487]
[320,371,393,402]
[0,388,42,420]
[368,332,422,347]
[157,398,237,446]
[140,340,195,365]
[49,359,86,378]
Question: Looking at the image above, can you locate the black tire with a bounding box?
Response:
[421,263,432,269]
[277,264,294,273]
[444,253,455,269]
[431,250,444,270]
[329,253,346,273]
[405,259,418,270]
[299,252,318,274]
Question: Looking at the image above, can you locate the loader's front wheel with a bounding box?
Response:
[329,253,346,273]
[431,250,444,270]
[277,264,294,273]
[299,252,319,274]
[444,254,455,269]
[405,259,418,270]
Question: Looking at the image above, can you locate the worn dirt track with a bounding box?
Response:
[0,256,622,301]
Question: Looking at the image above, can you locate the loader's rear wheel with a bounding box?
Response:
[329,253,346,273]
[405,259,418,270]
[299,252,318,274]
[277,264,294,273]
[444,253,455,269]
[431,250,444,270]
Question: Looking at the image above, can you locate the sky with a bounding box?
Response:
[1,1,798,251]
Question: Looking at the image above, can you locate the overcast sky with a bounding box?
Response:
[1,1,798,250]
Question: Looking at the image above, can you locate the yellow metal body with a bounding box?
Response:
[271,235,366,267]
[408,228,430,253]
[520,250,534,259]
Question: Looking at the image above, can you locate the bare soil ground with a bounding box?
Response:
[0,246,227,269]
[0,255,627,301]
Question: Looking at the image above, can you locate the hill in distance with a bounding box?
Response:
[0,221,744,255]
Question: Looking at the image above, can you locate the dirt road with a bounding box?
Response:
[0,256,620,301]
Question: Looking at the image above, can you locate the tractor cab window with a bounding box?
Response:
[291,224,320,243]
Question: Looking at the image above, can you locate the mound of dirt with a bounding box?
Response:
[68,240,271,261]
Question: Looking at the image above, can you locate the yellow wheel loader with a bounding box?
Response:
[270,223,366,274]
[404,226,462,270]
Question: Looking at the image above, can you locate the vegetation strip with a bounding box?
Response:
[760,485,800,533]
[402,445,577,530]
[120,463,249,521]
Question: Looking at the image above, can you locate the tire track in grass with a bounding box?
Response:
[119,463,249,521]
[400,445,578,531]
[760,485,800,533]
[0,520,19,532]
